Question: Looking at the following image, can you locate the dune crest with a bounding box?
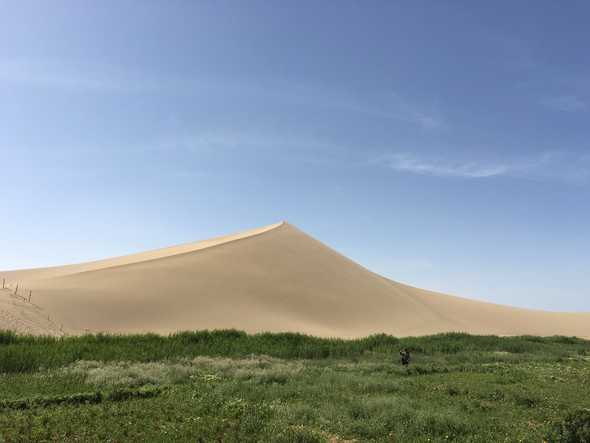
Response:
[1,222,589,338]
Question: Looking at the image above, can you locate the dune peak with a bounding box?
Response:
[1,221,589,338]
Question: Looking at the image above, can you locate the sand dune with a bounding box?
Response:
[1,221,589,338]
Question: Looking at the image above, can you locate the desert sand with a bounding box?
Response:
[1,221,589,338]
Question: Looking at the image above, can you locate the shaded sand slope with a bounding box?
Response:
[1,222,589,338]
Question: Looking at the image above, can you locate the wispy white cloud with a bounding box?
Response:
[380,153,510,178]
[325,93,446,131]
[0,57,445,131]
[540,95,587,112]
[377,150,590,183]
[241,81,445,131]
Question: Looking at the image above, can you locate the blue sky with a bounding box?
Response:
[1,1,589,311]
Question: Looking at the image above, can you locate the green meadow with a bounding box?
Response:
[0,330,589,442]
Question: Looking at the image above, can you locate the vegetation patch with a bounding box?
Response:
[0,330,589,442]
[547,409,590,443]
[0,385,160,411]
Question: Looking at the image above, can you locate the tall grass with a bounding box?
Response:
[0,329,588,373]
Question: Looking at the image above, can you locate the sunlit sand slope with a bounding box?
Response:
[1,222,589,338]
[0,287,64,336]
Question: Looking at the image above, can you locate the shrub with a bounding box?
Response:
[0,392,102,410]
[547,409,590,443]
[254,373,289,385]
[106,385,161,401]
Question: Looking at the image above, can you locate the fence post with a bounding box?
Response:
[28,290,32,302]
[14,284,18,296]
[2,278,4,289]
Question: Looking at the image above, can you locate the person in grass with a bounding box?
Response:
[400,348,410,366]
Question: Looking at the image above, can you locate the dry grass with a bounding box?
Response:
[63,355,306,387]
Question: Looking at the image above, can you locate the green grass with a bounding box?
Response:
[0,330,589,442]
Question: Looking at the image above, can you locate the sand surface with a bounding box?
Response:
[1,222,589,338]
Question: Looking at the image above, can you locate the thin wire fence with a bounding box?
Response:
[1,277,34,302]
[0,276,66,336]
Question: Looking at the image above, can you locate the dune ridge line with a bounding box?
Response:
[1,221,589,339]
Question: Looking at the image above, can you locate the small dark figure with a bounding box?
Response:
[400,348,410,366]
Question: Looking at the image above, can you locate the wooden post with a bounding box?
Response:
[28,290,32,302]
[14,284,18,296]
[2,278,5,289]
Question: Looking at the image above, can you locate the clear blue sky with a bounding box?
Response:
[1,1,589,311]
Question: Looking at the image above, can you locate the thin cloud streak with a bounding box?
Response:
[317,92,446,131]
[0,57,445,130]
[378,151,590,183]
[382,153,510,178]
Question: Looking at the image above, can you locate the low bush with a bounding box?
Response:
[547,409,590,443]
[0,386,161,411]
[105,385,161,402]
[0,392,101,410]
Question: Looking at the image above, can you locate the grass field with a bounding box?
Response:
[1,330,589,442]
